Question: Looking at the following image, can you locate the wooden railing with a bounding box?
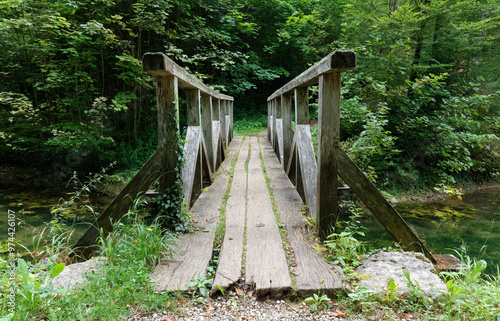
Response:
[267,51,435,262]
[74,53,233,257]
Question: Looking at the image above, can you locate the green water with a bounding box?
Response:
[1,186,499,273]
[361,187,500,273]
[0,189,112,253]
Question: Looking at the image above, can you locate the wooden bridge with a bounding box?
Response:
[74,51,434,297]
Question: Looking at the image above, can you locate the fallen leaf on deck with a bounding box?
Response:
[247,290,254,298]
[330,309,347,317]
[191,219,198,223]
[205,303,215,313]
[235,287,245,296]
[292,262,298,267]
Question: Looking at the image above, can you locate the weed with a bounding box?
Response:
[385,279,400,304]
[304,293,331,313]
[186,274,213,298]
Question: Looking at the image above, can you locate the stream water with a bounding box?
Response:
[1,186,499,273]
[0,188,113,254]
[361,187,500,274]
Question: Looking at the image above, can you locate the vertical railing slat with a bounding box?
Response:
[156,75,179,192]
[316,73,341,240]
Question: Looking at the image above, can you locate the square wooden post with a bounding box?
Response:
[201,94,213,171]
[317,73,341,240]
[156,75,179,192]
[281,93,292,168]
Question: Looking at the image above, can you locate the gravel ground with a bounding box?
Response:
[127,296,368,321]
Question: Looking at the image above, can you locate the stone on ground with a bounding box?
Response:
[356,251,447,296]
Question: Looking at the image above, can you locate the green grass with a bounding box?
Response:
[233,113,267,136]
[1,212,178,320]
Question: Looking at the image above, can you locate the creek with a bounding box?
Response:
[1,186,499,273]
[0,188,113,254]
[361,187,500,274]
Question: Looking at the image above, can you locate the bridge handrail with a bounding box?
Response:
[143,52,234,101]
[267,50,435,262]
[267,51,356,101]
[73,53,234,258]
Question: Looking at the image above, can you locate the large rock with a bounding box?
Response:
[355,251,447,296]
[52,257,106,290]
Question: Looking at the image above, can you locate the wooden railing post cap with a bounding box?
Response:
[142,52,168,72]
[330,50,356,70]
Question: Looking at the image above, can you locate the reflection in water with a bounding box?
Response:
[0,189,112,252]
[360,187,500,274]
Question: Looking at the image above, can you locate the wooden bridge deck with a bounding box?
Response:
[152,136,346,298]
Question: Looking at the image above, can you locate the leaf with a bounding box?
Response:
[235,287,244,296]
[18,258,30,285]
[51,263,65,278]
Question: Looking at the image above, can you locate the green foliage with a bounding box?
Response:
[304,293,331,313]
[324,201,366,269]
[186,274,213,299]
[233,113,267,136]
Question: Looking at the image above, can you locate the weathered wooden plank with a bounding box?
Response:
[267,101,272,143]
[143,52,233,101]
[186,89,201,126]
[200,130,213,186]
[156,75,179,192]
[183,126,201,207]
[281,93,293,169]
[260,138,347,295]
[220,100,227,148]
[296,125,317,218]
[152,136,243,291]
[73,149,163,258]
[335,148,436,263]
[225,114,230,148]
[201,94,214,172]
[316,73,340,240]
[212,121,221,170]
[245,137,291,298]
[268,51,355,101]
[294,87,309,125]
[212,138,249,293]
[276,119,284,165]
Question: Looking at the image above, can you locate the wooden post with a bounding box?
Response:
[201,94,213,172]
[275,96,283,164]
[186,89,201,126]
[281,93,292,168]
[316,73,341,240]
[156,75,179,192]
[295,87,309,125]
[272,99,278,156]
[229,101,234,143]
[268,101,272,143]
[220,100,226,148]
[212,98,222,170]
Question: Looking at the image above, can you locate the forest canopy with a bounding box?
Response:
[0,0,499,190]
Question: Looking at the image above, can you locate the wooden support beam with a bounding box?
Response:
[183,126,202,207]
[201,94,214,174]
[73,149,163,258]
[297,125,317,218]
[156,75,179,192]
[220,100,226,148]
[281,93,292,168]
[336,148,436,263]
[316,73,340,240]
[267,101,272,143]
